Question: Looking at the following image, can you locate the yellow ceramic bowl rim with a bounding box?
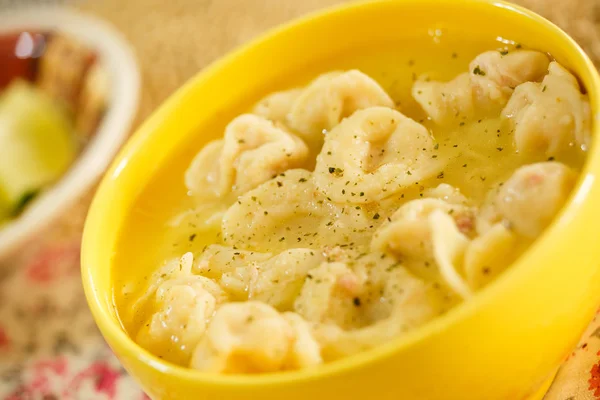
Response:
[82,0,600,388]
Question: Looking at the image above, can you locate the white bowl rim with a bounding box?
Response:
[0,6,140,261]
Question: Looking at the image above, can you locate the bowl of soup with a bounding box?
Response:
[81,0,600,399]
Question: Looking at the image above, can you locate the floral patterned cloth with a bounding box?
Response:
[2,0,600,399]
[0,196,149,399]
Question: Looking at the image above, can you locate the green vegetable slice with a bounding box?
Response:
[0,79,76,216]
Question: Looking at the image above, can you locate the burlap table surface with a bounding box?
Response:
[1,0,600,398]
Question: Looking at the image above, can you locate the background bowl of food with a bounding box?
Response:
[0,6,140,262]
[82,0,600,399]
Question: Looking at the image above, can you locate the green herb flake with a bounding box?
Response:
[473,65,486,76]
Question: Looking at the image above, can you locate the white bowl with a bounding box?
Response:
[0,6,140,262]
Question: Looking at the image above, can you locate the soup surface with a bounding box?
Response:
[113,34,589,373]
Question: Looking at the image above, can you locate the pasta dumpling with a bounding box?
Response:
[294,261,365,330]
[313,264,442,361]
[491,161,577,238]
[371,197,475,260]
[314,107,444,203]
[136,262,227,365]
[221,169,379,251]
[283,312,323,369]
[502,62,591,156]
[220,248,323,310]
[190,302,321,373]
[185,114,309,198]
[221,169,324,250]
[464,222,518,290]
[287,70,395,143]
[131,253,201,316]
[194,245,273,281]
[429,210,472,298]
[470,50,549,90]
[413,50,549,124]
[194,245,322,309]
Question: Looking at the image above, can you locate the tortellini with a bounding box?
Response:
[194,245,273,281]
[185,114,309,198]
[136,253,228,365]
[190,302,321,373]
[194,245,323,309]
[220,248,323,310]
[470,50,549,90]
[371,197,475,260]
[313,263,443,361]
[464,222,518,290]
[221,169,324,250]
[502,62,591,156]
[413,50,549,124]
[294,261,365,329]
[314,107,445,203]
[492,161,577,238]
[251,70,395,147]
[429,209,472,298]
[371,198,474,298]
[221,169,379,252]
[287,70,395,144]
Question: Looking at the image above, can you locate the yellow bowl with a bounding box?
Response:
[81,1,600,399]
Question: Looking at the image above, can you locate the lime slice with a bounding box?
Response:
[0,183,10,223]
[0,79,76,213]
